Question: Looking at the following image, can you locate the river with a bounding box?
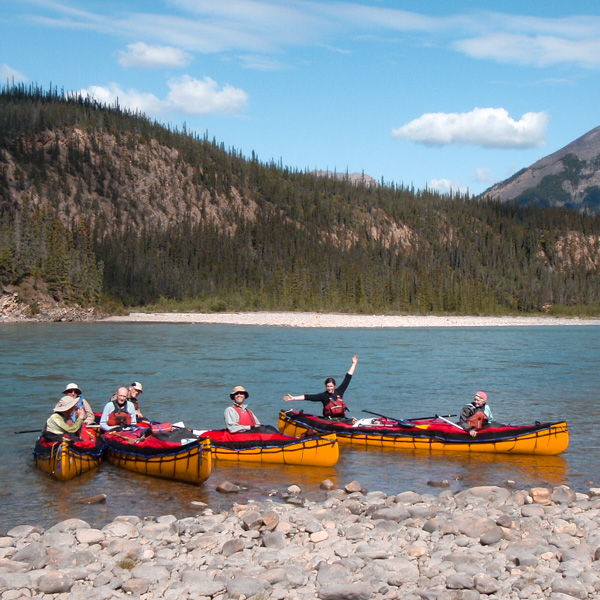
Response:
[1,322,598,531]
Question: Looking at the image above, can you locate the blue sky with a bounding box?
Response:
[2,1,600,196]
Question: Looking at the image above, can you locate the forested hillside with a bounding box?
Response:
[1,85,600,316]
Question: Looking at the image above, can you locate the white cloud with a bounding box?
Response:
[455,33,600,68]
[474,167,493,183]
[1,64,27,83]
[118,42,192,69]
[80,84,164,115]
[392,108,548,149]
[80,76,248,117]
[166,75,248,115]
[428,178,468,195]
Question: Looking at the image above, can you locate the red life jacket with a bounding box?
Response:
[107,401,132,427]
[231,404,257,427]
[323,396,347,417]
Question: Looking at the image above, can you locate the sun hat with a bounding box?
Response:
[54,395,80,413]
[131,382,143,393]
[63,383,82,395]
[230,386,249,400]
[475,391,488,402]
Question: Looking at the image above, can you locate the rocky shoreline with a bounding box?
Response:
[2,481,600,599]
[102,311,600,328]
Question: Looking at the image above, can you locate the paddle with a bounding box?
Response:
[361,410,416,428]
[362,410,457,427]
[14,424,101,435]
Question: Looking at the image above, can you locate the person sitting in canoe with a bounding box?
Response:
[109,381,144,420]
[225,386,278,434]
[62,382,96,426]
[458,391,493,437]
[43,395,87,441]
[100,386,137,432]
[283,355,358,419]
[225,386,260,433]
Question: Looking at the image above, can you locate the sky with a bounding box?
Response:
[2,0,600,196]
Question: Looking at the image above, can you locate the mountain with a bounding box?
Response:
[2,84,600,317]
[484,126,600,213]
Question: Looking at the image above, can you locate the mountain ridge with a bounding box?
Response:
[484,126,600,212]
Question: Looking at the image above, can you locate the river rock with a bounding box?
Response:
[1,483,599,600]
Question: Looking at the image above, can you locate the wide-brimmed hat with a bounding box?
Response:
[131,381,143,393]
[63,383,82,395]
[54,395,79,413]
[475,391,488,402]
[230,386,249,400]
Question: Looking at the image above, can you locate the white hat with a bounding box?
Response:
[54,395,79,413]
[63,383,82,394]
[131,381,143,392]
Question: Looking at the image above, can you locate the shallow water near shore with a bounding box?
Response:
[1,322,599,531]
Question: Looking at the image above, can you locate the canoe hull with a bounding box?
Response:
[33,438,103,481]
[205,433,339,467]
[104,435,212,485]
[278,411,569,456]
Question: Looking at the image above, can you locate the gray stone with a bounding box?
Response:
[262,530,287,549]
[345,481,363,493]
[446,573,474,589]
[131,563,170,582]
[479,526,503,545]
[11,542,47,569]
[318,583,372,600]
[473,573,500,594]
[216,480,240,493]
[317,564,352,585]
[226,575,271,599]
[36,571,74,594]
[241,510,263,530]
[122,578,150,595]
[222,538,244,556]
[551,576,588,599]
[370,507,410,522]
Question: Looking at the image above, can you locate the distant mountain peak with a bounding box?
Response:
[484,126,600,213]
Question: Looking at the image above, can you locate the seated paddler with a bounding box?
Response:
[100,386,137,432]
[458,390,493,437]
[225,386,278,434]
[283,354,358,419]
[225,386,261,433]
[43,395,86,441]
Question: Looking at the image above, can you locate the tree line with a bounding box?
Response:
[1,84,600,315]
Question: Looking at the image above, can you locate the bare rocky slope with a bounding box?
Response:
[484,126,600,212]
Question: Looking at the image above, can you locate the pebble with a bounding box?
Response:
[1,482,600,600]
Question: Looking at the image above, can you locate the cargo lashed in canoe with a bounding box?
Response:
[33,427,104,481]
[102,427,212,485]
[278,410,569,456]
[197,429,339,467]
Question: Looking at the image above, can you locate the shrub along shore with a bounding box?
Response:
[1,481,599,599]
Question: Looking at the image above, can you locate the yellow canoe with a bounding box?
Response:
[33,435,104,481]
[278,410,569,456]
[199,429,339,467]
[103,431,212,485]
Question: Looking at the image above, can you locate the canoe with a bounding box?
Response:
[278,410,569,456]
[197,429,339,467]
[33,427,104,481]
[102,427,212,485]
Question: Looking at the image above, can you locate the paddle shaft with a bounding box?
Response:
[362,410,456,422]
[13,424,100,435]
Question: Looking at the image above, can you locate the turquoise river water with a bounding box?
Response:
[0,321,598,531]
